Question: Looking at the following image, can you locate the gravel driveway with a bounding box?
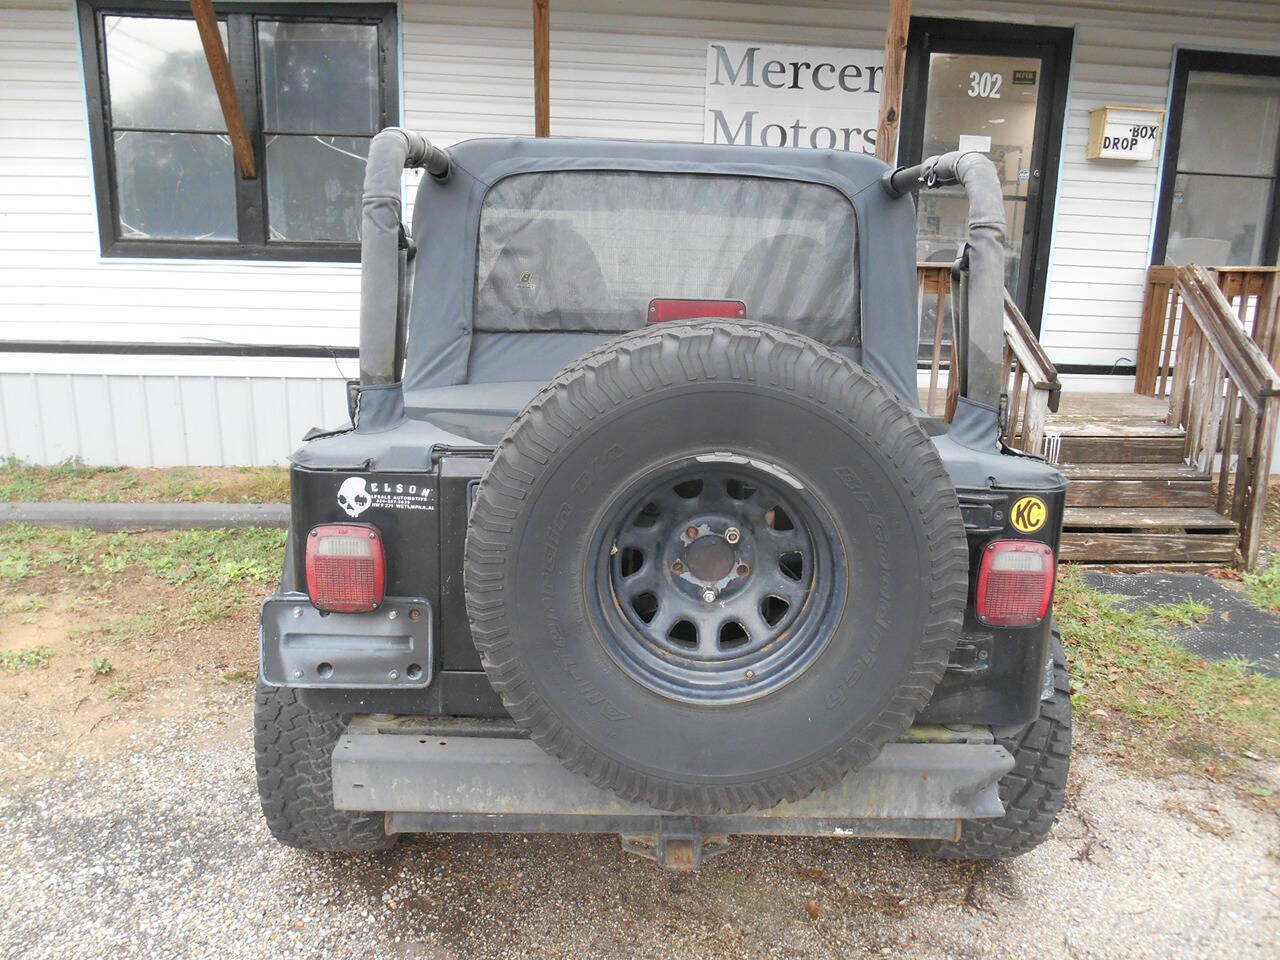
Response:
[1,700,1276,960]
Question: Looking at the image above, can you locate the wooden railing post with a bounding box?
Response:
[1136,266,1174,394]
[1167,264,1280,569]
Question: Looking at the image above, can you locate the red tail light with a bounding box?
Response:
[647,298,746,323]
[305,524,386,613]
[975,540,1055,627]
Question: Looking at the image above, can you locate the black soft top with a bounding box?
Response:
[404,136,920,407]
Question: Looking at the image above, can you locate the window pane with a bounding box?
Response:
[265,135,369,242]
[1178,71,1280,176]
[258,22,379,134]
[113,131,237,240]
[104,16,227,131]
[475,172,858,343]
[917,53,1043,299]
[1166,173,1273,266]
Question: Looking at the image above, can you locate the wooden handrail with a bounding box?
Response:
[1137,265,1280,396]
[916,263,1060,456]
[1166,264,1280,569]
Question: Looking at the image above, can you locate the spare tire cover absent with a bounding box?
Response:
[464,320,968,814]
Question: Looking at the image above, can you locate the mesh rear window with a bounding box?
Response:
[474,171,859,345]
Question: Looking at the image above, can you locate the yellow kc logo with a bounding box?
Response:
[1010,496,1047,534]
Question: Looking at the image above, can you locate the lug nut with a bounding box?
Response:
[388,609,399,620]
[702,588,717,603]
[725,527,741,544]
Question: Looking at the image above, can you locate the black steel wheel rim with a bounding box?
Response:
[587,454,847,705]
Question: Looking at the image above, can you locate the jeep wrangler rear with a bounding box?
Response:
[255,130,1070,870]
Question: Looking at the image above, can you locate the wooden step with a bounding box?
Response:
[1056,434,1186,464]
[1065,478,1213,508]
[1047,415,1187,464]
[1062,506,1237,531]
[1060,532,1238,564]
[1046,419,1185,438]
[1060,463,1207,481]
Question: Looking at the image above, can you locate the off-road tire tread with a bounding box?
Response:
[912,627,1072,860]
[254,682,393,852]
[465,320,968,814]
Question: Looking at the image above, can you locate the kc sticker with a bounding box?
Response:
[336,477,434,518]
[1010,496,1047,534]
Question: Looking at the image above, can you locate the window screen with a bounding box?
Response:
[475,172,860,345]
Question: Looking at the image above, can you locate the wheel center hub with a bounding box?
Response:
[683,535,735,582]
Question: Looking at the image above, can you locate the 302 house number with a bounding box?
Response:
[967,71,1003,99]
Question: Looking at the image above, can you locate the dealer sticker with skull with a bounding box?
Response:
[336,476,435,518]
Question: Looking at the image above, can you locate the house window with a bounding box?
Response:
[77,1,398,261]
[1154,51,1280,267]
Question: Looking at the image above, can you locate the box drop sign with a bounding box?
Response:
[1087,106,1163,161]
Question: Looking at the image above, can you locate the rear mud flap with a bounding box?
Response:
[332,726,1013,870]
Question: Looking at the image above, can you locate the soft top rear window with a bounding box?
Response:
[474,171,860,345]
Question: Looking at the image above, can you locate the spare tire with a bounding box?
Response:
[465,320,967,813]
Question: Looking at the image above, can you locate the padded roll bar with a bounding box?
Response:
[359,128,451,386]
[883,152,1007,412]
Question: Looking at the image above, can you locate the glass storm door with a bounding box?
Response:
[902,20,1072,334]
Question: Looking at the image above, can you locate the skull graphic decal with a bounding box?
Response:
[336,477,372,518]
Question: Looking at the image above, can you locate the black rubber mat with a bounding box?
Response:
[1080,572,1280,678]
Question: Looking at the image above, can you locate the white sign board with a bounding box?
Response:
[1087,106,1164,161]
[704,41,884,154]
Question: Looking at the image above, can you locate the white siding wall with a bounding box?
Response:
[1,0,1279,464]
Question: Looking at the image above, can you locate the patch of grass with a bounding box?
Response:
[73,611,163,647]
[138,528,285,598]
[103,681,137,700]
[1056,570,1280,769]
[0,525,284,591]
[0,459,288,504]
[1243,564,1280,613]
[0,456,118,501]
[91,657,113,676]
[0,646,52,672]
[221,669,255,683]
[1146,596,1212,627]
[181,593,236,626]
[1,596,46,615]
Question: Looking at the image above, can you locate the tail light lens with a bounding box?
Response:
[976,540,1055,628]
[305,524,386,613]
[647,298,746,323]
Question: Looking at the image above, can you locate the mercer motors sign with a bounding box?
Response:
[704,41,884,154]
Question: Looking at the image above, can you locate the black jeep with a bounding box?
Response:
[255,130,1071,870]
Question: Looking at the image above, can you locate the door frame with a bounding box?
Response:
[900,17,1074,337]
[1151,48,1280,267]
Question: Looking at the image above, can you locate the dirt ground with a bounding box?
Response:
[1,523,1278,959]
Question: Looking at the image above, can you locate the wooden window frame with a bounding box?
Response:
[76,0,399,262]
[1152,49,1280,267]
